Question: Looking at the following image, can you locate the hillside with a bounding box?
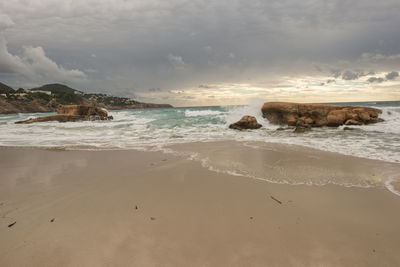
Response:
[30,83,83,94]
[0,82,173,114]
[0,82,15,94]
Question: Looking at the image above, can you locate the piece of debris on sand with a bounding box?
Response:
[271,196,282,204]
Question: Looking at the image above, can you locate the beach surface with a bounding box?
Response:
[1,142,400,266]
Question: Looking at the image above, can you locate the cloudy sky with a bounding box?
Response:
[1,0,400,106]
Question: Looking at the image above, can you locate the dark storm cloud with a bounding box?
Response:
[199,84,213,88]
[341,70,369,81]
[342,70,360,80]
[368,77,385,83]
[330,69,342,78]
[0,0,400,103]
[386,71,399,80]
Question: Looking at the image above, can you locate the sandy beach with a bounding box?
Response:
[1,142,400,266]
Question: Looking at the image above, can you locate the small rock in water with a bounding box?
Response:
[150,217,156,220]
[135,205,138,210]
[294,126,311,133]
[343,127,355,131]
[229,116,262,130]
[345,119,362,126]
[276,127,293,131]
[50,218,55,222]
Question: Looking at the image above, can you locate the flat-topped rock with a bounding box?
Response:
[261,102,383,127]
[15,105,113,124]
[57,105,108,117]
[229,115,262,130]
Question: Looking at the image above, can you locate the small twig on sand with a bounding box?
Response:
[8,221,16,228]
[271,196,282,204]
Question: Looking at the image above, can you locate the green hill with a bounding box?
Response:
[1,82,173,113]
[30,83,85,105]
[0,82,15,94]
[30,83,83,94]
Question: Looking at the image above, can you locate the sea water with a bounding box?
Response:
[0,101,399,194]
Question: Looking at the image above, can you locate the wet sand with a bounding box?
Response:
[1,143,400,266]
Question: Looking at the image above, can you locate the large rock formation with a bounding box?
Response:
[57,105,108,117]
[229,116,262,130]
[261,102,383,127]
[15,105,113,124]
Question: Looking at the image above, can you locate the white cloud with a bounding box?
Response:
[0,13,86,83]
[167,54,185,70]
[0,13,14,31]
[22,46,87,81]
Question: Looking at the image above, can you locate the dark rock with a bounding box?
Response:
[293,120,311,133]
[343,127,356,131]
[344,119,362,126]
[294,126,311,133]
[229,116,262,130]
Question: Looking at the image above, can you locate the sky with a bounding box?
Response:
[0,0,400,106]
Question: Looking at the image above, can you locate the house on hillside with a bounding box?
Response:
[32,90,52,95]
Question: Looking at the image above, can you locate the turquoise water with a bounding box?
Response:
[0,101,399,163]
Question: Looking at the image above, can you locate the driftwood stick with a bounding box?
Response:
[271,196,282,204]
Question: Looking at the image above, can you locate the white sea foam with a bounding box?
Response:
[224,98,268,126]
[184,109,224,117]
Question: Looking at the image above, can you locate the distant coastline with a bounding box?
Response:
[0,82,172,114]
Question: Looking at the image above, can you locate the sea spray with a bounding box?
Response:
[224,98,269,126]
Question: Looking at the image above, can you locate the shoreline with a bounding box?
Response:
[0,137,398,164]
[1,140,399,197]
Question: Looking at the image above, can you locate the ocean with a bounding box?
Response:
[1,100,399,195]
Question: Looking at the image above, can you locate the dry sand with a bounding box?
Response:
[1,142,400,266]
